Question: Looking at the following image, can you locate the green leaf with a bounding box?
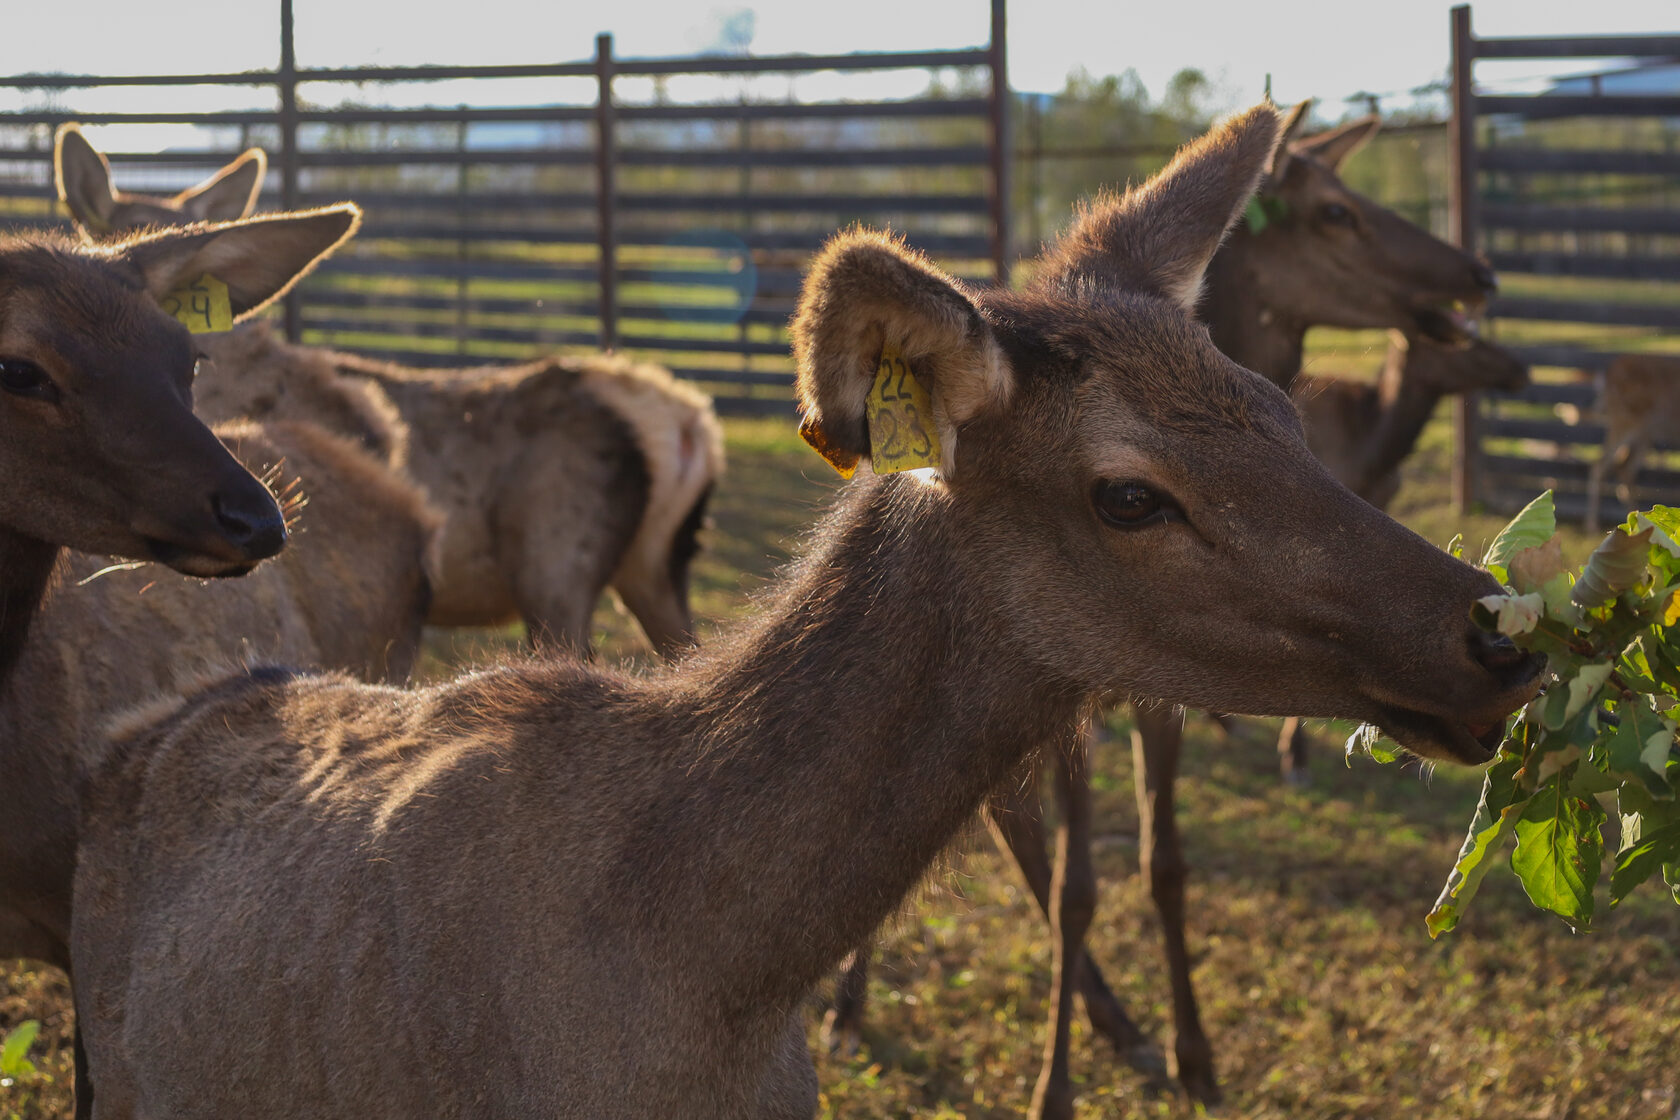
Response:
[1446,533,1465,560]
[1483,490,1556,576]
[1508,537,1567,595]
[1343,723,1399,764]
[0,1019,38,1079]
[1604,696,1675,799]
[1572,526,1654,608]
[1562,662,1613,725]
[1634,510,1680,559]
[1427,751,1529,937]
[1610,822,1680,905]
[1510,774,1604,932]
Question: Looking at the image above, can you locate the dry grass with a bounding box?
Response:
[6,396,1679,1119]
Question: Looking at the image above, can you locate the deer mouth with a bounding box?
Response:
[1370,705,1522,765]
[142,536,260,580]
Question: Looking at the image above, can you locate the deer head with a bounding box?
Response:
[0,205,360,576]
[1398,309,1529,394]
[56,123,267,235]
[1222,101,1496,333]
[796,104,1539,764]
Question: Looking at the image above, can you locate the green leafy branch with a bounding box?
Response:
[1352,491,1680,936]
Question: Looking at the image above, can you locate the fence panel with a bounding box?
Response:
[1449,5,1680,523]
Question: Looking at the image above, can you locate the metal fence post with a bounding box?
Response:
[278,0,302,342]
[1449,3,1478,513]
[987,0,1011,287]
[595,33,618,351]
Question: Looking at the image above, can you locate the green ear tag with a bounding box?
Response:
[867,342,941,474]
[160,273,233,333]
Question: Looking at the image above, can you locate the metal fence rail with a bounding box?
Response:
[1449,4,1680,523]
[0,0,1008,416]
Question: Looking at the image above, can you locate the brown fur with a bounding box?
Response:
[0,419,438,976]
[71,105,1541,1120]
[54,127,725,659]
[1585,353,1680,533]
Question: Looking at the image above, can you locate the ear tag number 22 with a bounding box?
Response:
[160,273,233,334]
[867,342,941,474]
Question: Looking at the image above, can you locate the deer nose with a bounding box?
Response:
[1470,260,1498,292]
[1467,625,1542,688]
[211,488,288,561]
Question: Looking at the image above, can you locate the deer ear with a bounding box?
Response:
[1268,99,1315,180]
[1293,115,1380,172]
[1032,103,1284,313]
[116,204,361,321]
[177,149,267,223]
[792,229,1010,477]
[55,123,118,234]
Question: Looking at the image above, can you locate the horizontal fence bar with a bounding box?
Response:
[0,70,280,89]
[356,222,598,245]
[611,48,992,76]
[614,192,992,213]
[615,145,991,168]
[300,317,602,347]
[618,98,989,121]
[1497,343,1625,371]
[294,189,597,209]
[0,110,279,126]
[710,396,797,417]
[1473,34,1680,59]
[312,257,599,282]
[1487,250,1680,282]
[617,334,790,357]
[1491,296,1680,330]
[1482,204,1680,237]
[293,149,595,168]
[1484,381,1597,406]
[1476,94,1680,119]
[1479,148,1680,175]
[1482,415,1602,443]
[657,367,794,387]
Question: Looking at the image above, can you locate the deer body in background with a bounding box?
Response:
[0,204,361,690]
[56,124,725,660]
[1585,353,1680,534]
[69,107,1542,1120]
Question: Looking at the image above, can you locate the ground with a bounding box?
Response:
[4,335,1678,1119]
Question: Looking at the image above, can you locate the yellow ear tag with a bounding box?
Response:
[160,273,233,334]
[867,342,941,474]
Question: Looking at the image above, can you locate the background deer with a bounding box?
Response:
[56,125,725,660]
[67,105,1542,1120]
[825,102,1509,1117]
[1584,353,1680,533]
[0,204,360,689]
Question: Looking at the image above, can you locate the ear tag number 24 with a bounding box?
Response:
[867,342,941,474]
[160,273,233,334]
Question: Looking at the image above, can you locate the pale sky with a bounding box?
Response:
[3,0,1676,118]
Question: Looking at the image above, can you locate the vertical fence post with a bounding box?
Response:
[1449,3,1478,513]
[278,0,302,342]
[595,33,619,351]
[987,0,1011,287]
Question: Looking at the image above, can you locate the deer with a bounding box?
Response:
[55,123,725,660]
[1584,353,1680,534]
[55,123,266,235]
[65,105,1544,1120]
[822,103,1511,1117]
[0,203,361,691]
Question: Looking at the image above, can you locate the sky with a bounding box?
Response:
[2,0,1677,122]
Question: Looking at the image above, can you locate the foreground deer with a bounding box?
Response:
[1585,353,1680,534]
[825,103,1507,1114]
[69,105,1541,1120]
[0,204,360,690]
[56,124,724,659]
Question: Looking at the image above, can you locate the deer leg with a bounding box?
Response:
[1132,703,1219,1104]
[985,770,1152,1058]
[1277,716,1309,786]
[820,943,870,1057]
[1028,738,1096,1120]
[74,1023,92,1120]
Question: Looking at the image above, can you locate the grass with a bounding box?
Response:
[6,397,1680,1119]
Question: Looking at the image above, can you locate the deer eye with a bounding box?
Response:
[0,358,61,404]
[1092,480,1177,529]
[193,355,212,381]
[1320,202,1356,227]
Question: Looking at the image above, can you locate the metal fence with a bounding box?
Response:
[0,1,1008,416]
[1449,6,1680,520]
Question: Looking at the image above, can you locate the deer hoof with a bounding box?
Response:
[1171,1051,1222,1107]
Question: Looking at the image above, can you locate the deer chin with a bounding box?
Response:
[1369,704,1513,765]
[142,536,261,580]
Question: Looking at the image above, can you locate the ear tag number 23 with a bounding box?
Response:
[867,342,941,474]
[160,273,233,334]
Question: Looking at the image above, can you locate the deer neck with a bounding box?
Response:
[0,529,59,690]
[1200,236,1307,389]
[632,477,1084,1021]
[1355,345,1443,497]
